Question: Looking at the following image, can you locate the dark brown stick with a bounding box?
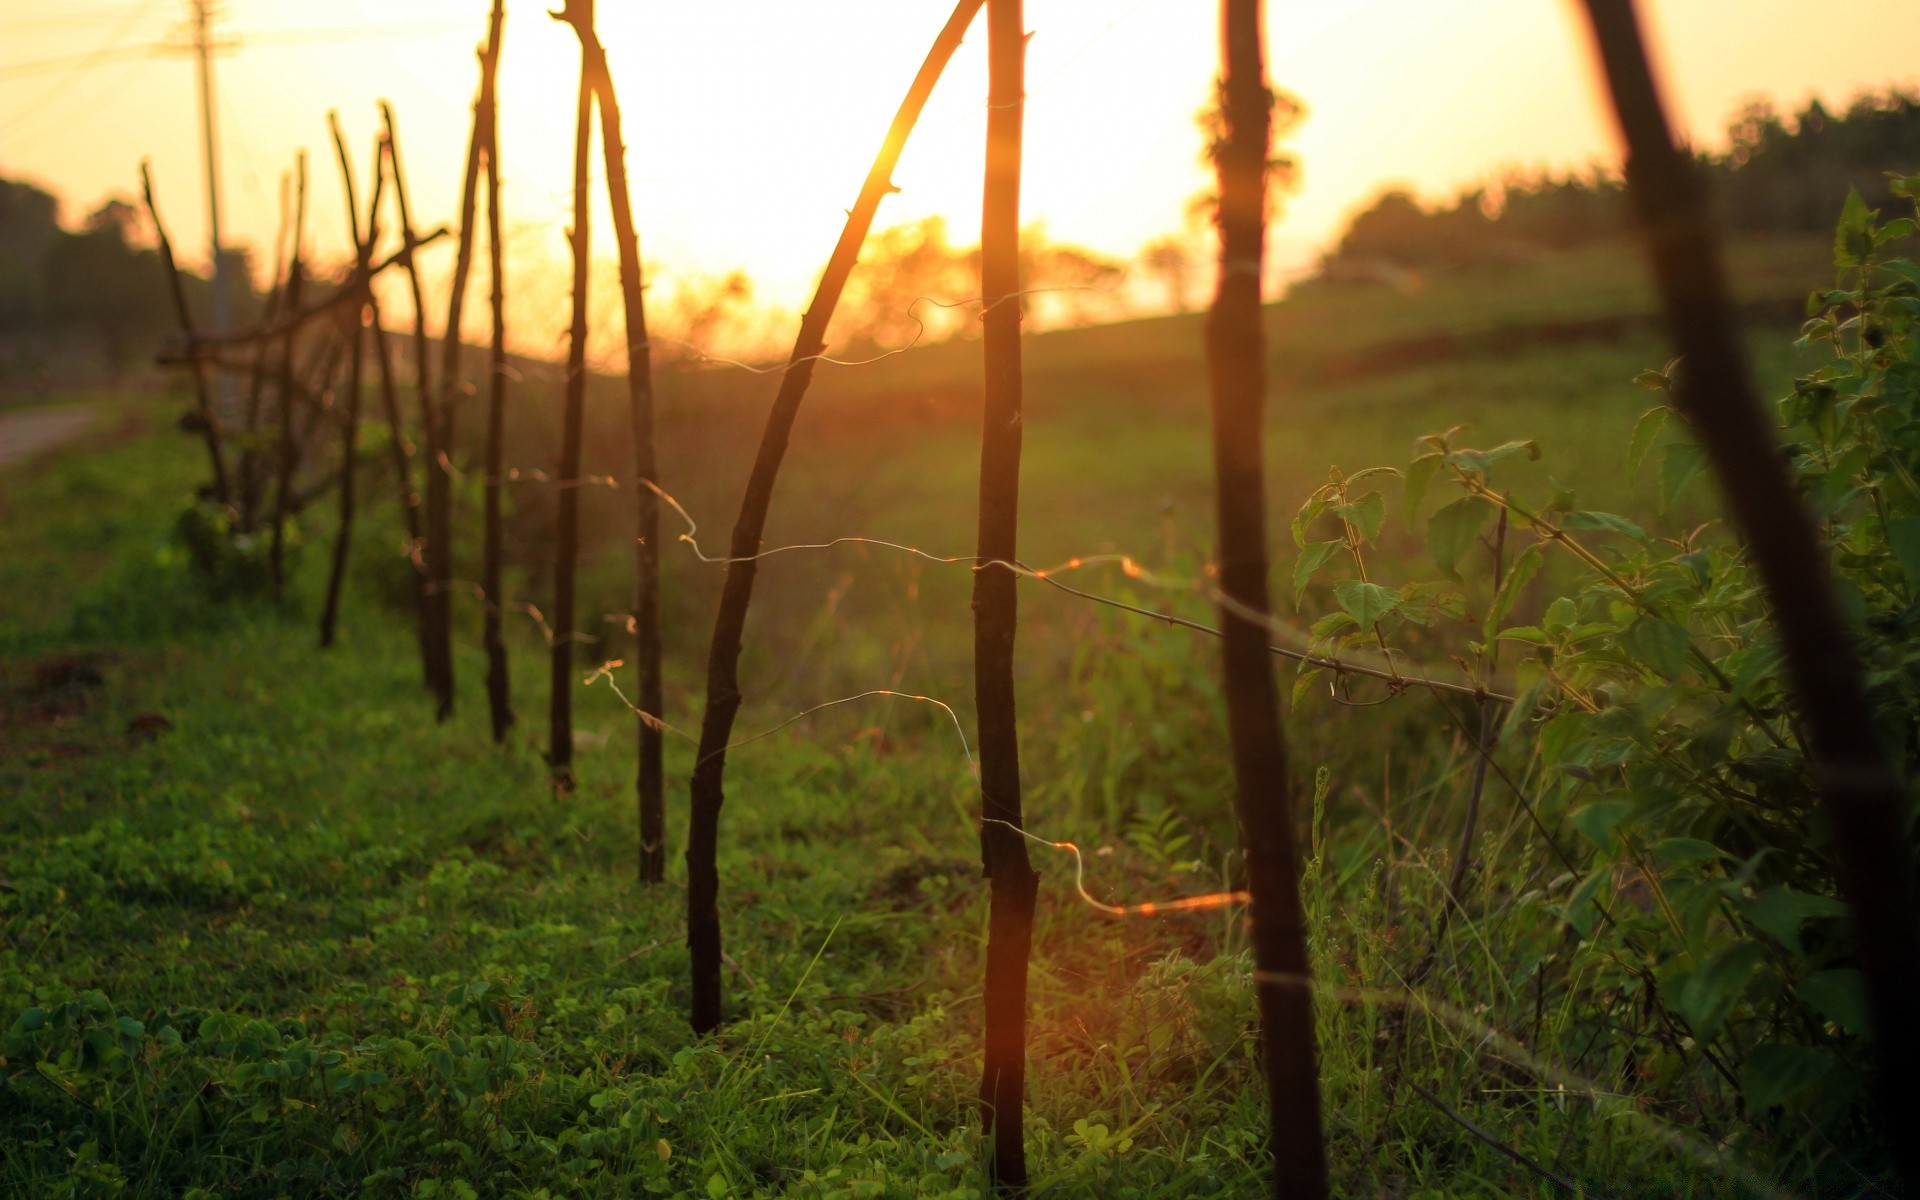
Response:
[558,0,664,879]
[369,297,433,684]
[549,28,594,790]
[974,0,1038,1188]
[139,161,231,504]
[268,152,309,603]
[382,103,453,720]
[320,113,378,648]
[682,0,985,1036]
[1579,2,1920,1186]
[429,9,505,721]
[1206,5,1328,1197]
[240,175,292,527]
[481,0,513,745]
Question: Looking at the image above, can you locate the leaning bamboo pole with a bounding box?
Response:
[683,0,986,1035]
[1578,2,1920,1188]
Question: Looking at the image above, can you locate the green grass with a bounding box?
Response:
[0,237,1887,1197]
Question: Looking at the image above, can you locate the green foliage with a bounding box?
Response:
[1292,179,1920,1175]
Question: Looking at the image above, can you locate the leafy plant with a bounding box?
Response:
[1289,177,1920,1165]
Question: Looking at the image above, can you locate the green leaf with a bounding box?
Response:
[1291,493,1328,549]
[1570,800,1632,847]
[1835,187,1875,268]
[1675,939,1764,1042]
[1309,610,1356,639]
[1403,452,1443,524]
[1742,1043,1837,1116]
[1543,596,1577,634]
[1628,405,1669,476]
[1290,668,1324,711]
[1333,580,1400,628]
[1428,496,1494,579]
[1745,885,1847,957]
[1483,544,1544,641]
[1799,969,1870,1035]
[1484,439,1540,463]
[1632,369,1670,393]
[707,1173,731,1200]
[1660,441,1708,512]
[1876,217,1914,245]
[1888,518,1920,586]
[1561,510,1648,541]
[1730,634,1784,700]
[1291,540,1343,602]
[1652,837,1726,866]
[1496,626,1551,646]
[1622,616,1692,678]
[1342,491,1387,543]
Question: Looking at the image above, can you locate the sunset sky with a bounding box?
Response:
[4,0,1919,358]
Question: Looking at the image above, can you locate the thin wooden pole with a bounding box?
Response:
[140,162,231,505]
[1578,2,1920,1187]
[974,0,1038,1188]
[382,103,452,719]
[481,1,514,745]
[320,114,382,648]
[549,24,594,791]
[558,0,664,879]
[1207,6,1328,1198]
[684,0,986,1035]
[370,297,433,682]
[268,152,308,603]
[427,6,506,717]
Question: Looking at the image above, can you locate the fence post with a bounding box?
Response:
[1205,4,1329,1197]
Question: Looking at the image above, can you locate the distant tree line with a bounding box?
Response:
[0,176,260,388]
[1328,88,1920,270]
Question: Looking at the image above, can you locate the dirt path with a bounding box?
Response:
[0,404,98,470]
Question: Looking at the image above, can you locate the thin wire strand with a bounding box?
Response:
[984,817,1248,917]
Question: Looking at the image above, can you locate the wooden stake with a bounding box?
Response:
[481,0,514,746]
[558,0,665,879]
[1205,5,1328,1197]
[683,0,985,1035]
[549,20,594,792]
[974,0,1038,1188]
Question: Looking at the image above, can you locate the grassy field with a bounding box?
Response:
[0,235,1879,1197]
